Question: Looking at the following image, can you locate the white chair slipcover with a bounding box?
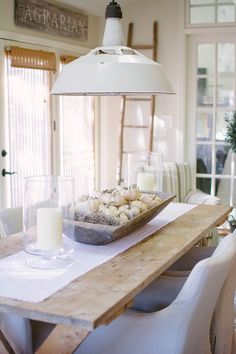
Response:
[132,245,215,312]
[0,206,23,238]
[74,233,236,354]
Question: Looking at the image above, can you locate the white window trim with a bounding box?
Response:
[0,30,89,54]
[185,0,236,29]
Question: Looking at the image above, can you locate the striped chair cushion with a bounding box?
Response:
[177,163,192,202]
[163,162,192,203]
[163,163,180,202]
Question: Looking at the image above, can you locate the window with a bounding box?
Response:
[186,0,236,26]
[60,95,95,199]
[59,56,95,199]
[187,36,236,205]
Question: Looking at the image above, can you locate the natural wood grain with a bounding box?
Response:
[15,0,88,41]
[0,329,15,354]
[74,192,175,245]
[132,45,154,50]
[36,325,89,354]
[0,204,231,331]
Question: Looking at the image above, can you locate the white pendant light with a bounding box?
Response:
[51,0,173,96]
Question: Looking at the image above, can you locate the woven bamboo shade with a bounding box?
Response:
[6,46,56,72]
[60,55,78,65]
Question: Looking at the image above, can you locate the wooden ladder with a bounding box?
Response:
[118,21,158,184]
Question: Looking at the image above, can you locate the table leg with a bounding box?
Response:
[36,324,89,354]
[0,329,16,354]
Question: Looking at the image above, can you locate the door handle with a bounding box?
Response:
[2,169,17,177]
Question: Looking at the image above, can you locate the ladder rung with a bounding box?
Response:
[132,45,154,50]
[122,151,135,154]
[125,98,152,102]
[122,151,145,155]
[124,125,149,129]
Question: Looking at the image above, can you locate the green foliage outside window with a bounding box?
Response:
[225,111,236,153]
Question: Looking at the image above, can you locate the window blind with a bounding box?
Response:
[6,46,56,72]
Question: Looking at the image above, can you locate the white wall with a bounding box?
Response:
[99,0,184,189]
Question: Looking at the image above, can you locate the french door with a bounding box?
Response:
[186,33,236,206]
[0,50,53,208]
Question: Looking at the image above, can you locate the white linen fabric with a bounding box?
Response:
[74,233,236,354]
[0,203,195,303]
[185,189,221,205]
[0,206,23,238]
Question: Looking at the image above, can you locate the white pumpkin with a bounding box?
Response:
[127,206,141,218]
[119,212,129,223]
[101,194,126,206]
[140,194,155,206]
[76,199,99,215]
[109,205,119,216]
[101,207,115,217]
[118,205,130,217]
[131,200,148,212]
[120,188,141,201]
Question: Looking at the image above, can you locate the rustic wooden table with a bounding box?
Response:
[0,204,231,353]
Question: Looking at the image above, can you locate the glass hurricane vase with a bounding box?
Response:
[23,175,75,269]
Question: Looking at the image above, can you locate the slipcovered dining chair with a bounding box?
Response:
[133,237,236,354]
[0,206,23,238]
[74,233,236,354]
[211,248,236,354]
[132,245,216,312]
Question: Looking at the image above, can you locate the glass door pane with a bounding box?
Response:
[6,59,52,207]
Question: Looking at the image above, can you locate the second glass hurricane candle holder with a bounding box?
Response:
[126,152,163,192]
[23,175,75,269]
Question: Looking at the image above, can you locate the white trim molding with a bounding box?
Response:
[0,29,90,54]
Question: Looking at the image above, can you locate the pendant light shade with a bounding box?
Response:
[51,1,173,96]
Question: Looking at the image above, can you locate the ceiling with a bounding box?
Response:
[58,0,138,17]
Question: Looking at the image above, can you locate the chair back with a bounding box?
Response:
[0,207,23,237]
[166,233,236,354]
[210,233,236,354]
[163,162,192,202]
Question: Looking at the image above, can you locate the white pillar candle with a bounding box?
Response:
[37,208,62,250]
[137,172,155,191]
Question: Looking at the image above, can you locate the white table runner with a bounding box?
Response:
[0,203,196,303]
